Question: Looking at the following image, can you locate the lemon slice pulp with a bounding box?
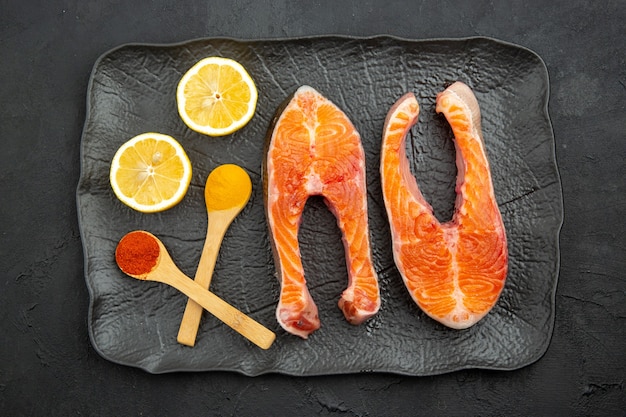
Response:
[177,57,258,137]
[110,132,192,213]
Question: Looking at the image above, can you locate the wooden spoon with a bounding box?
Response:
[177,164,253,347]
[116,230,275,350]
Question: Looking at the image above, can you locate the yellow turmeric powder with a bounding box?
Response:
[205,164,252,211]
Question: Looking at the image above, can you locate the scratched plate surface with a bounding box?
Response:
[77,36,562,375]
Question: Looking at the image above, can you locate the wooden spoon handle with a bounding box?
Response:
[177,210,234,346]
[159,260,275,349]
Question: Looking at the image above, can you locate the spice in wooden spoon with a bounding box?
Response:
[115,230,275,350]
[177,164,253,347]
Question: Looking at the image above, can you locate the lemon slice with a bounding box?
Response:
[110,132,192,213]
[176,57,258,136]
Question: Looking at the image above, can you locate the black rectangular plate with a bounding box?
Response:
[77,36,562,376]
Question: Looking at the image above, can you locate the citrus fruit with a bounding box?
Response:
[110,132,192,213]
[176,57,258,136]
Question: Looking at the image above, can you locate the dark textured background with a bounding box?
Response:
[1,1,624,415]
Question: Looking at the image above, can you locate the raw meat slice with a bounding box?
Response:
[380,82,508,329]
[264,86,381,338]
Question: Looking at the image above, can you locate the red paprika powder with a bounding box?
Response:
[115,231,160,276]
